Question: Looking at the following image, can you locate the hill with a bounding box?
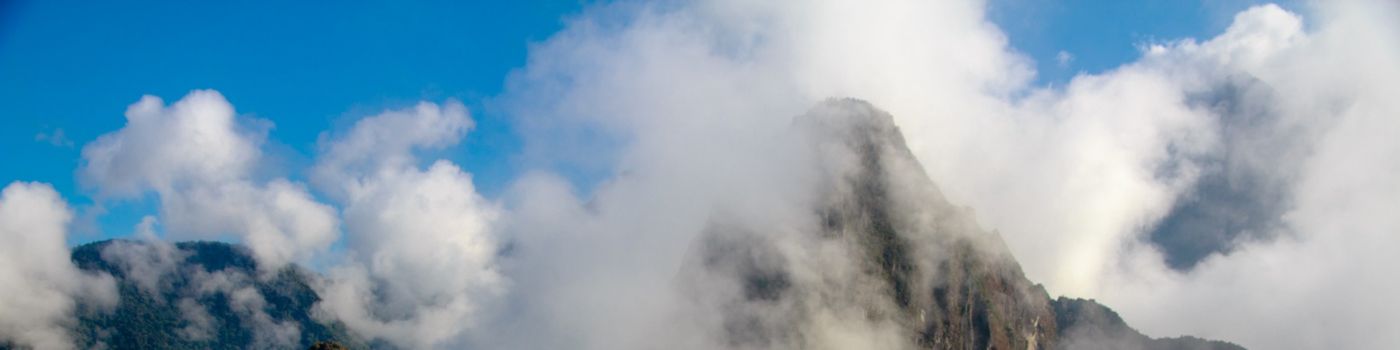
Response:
[64,240,363,350]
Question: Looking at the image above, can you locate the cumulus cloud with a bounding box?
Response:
[80,90,338,270]
[311,101,504,349]
[0,182,117,349]
[81,91,260,197]
[1091,2,1400,349]
[60,91,497,349]
[312,101,475,197]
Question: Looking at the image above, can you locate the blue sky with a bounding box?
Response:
[0,0,1279,243]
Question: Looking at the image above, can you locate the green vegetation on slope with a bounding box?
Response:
[67,240,364,350]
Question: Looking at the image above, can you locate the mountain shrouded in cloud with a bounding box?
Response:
[1,0,1399,349]
[681,99,1060,349]
[496,1,1400,348]
[5,98,1244,350]
[66,240,360,349]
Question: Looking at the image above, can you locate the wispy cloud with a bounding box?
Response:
[34,127,73,148]
[1055,50,1074,68]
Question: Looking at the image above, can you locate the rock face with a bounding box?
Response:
[1053,298,1245,350]
[686,99,1241,349]
[308,340,350,350]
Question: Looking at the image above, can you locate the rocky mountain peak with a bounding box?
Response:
[685,99,1240,350]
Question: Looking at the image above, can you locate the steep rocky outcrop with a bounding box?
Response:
[688,99,1240,349]
[1053,298,1244,350]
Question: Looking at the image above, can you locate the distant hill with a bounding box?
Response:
[65,240,364,350]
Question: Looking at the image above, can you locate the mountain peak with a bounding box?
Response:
[684,99,1241,349]
[689,98,1054,349]
[794,98,910,157]
[798,98,899,131]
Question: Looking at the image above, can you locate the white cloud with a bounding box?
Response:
[81,91,260,197]
[1089,2,1400,348]
[68,90,495,349]
[1055,50,1074,67]
[34,128,74,148]
[80,90,338,270]
[0,182,117,350]
[312,101,474,199]
[312,101,504,349]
